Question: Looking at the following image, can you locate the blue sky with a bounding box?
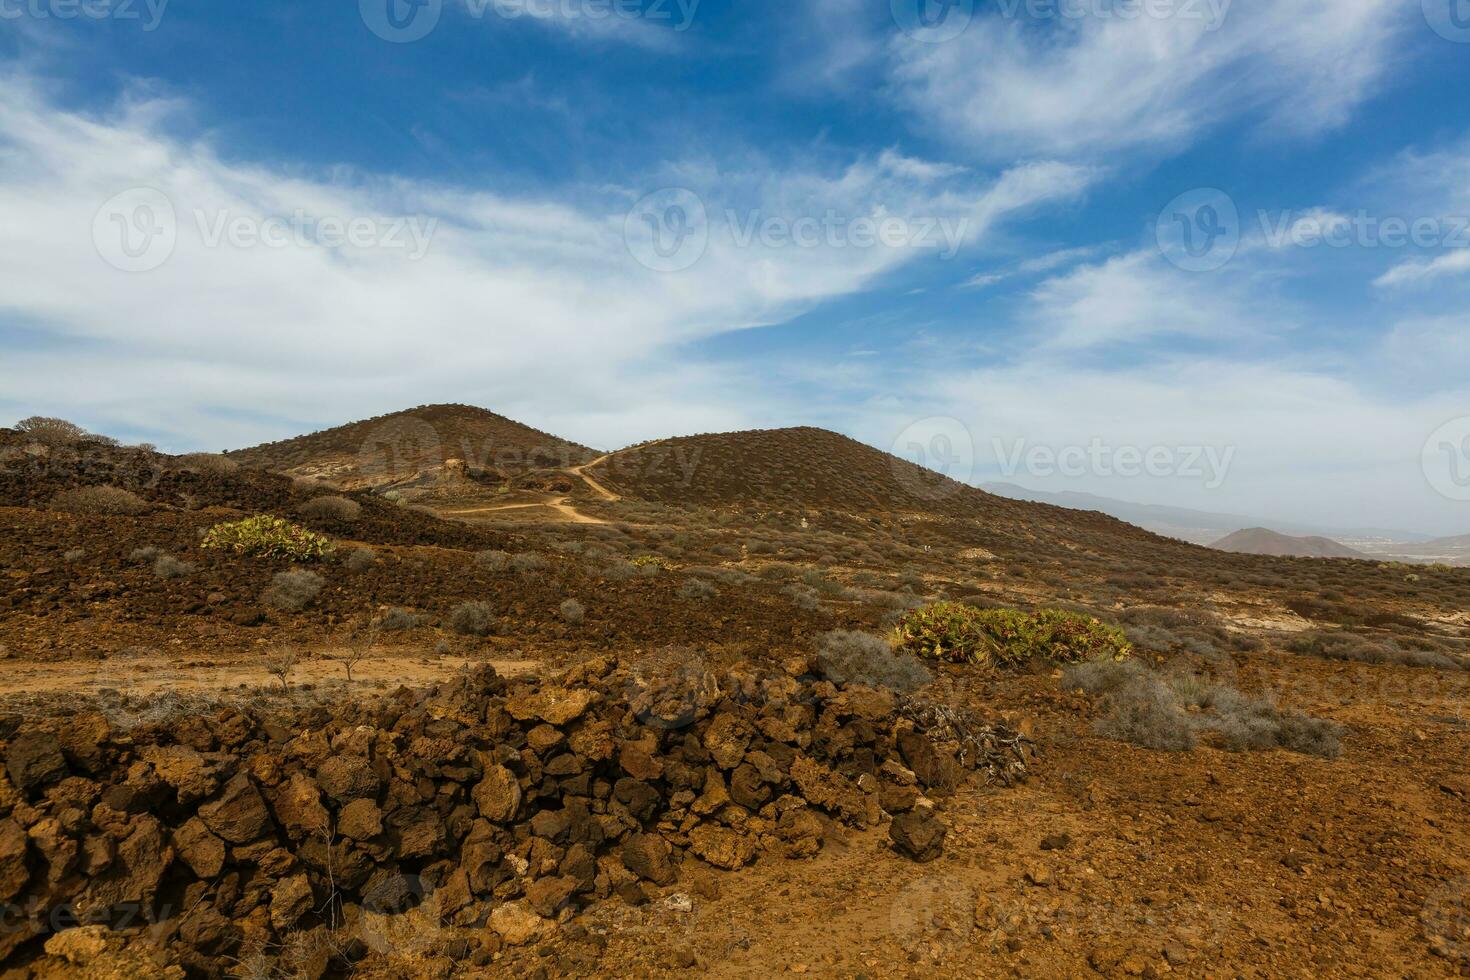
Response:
[2,0,1470,534]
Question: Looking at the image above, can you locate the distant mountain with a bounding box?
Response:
[1211,528,1366,560]
[981,483,1430,546]
[229,404,596,489]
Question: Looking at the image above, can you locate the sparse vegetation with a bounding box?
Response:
[1286,630,1466,670]
[15,416,87,445]
[62,548,85,562]
[893,603,1132,668]
[264,647,299,691]
[559,599,586,625]
[298,495,362,522]
[816,630,931,693]
[173,452,238,473]
[128,546,162,564]
[153,555,196,580]
[49,486,149,516]
[1063,659,1345,758]
[341,547,377,572]
[474,549,512,572]
[380,607,424,632]
[262,570,325,611]
[512,553,549,575]
[202,516,333,562]
[449,601,496,636]
[679,578,718,600]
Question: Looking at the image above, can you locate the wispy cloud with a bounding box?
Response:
[0,72,1088,449]
[885,0,1403,160]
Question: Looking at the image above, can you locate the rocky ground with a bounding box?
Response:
[1,427,1468,977]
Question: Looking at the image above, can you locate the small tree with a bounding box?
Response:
[15,416,87,445]
[335,620,380,684]
[265,648,298,691]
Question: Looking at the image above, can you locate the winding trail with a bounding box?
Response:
[439,441,668,525]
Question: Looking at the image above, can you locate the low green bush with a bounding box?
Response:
[201,515,333,562]
[893,602,1131,668]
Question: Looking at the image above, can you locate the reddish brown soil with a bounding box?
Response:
[2,423,1469,977]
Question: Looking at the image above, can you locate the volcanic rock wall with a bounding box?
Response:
[0,658,1031,975]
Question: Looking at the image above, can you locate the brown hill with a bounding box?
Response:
[591,426,988,512]
[1211,527,1366,559]
[228,404,596,489]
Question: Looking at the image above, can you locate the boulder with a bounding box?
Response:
[472,765,522,823]
[171,819,226,879]
[315,756,379,805]
[489,901,552,946]
[687,824,755,870]
[621,832,676,886]
[269,873,313,931]
[889,810,946,863]
[524,874,578,917]
[618,743,664,782]
[338,798,383,841]
[897,732,959,795]
[6,732,67,793]
[198,774,273,844]
[270,773,330,839]
[505,688,597,727]
[139,745,219,805]
[729,764,771,810]
[702,713,750,770]
[0,819,29,900]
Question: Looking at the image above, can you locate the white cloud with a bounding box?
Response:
[0,74,1089,450]
[455,0,697,49]
[1023,248,1270,352]
[886,0,1403,160]
[1375,250,1470,287]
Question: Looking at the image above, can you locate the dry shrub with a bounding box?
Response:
[262,570,325,611]
[559,599,586,625]
[1286,630,1466,670]
[15,416,87,445]
[341,547,377,573]
[474,550,511,572]
[129,546,162,564]
[174,452,238,474]
[1063,660,1345,758]
[298,496,362,522]
[50,486,149,516]
[816,630,930,693]
[783,584,820,611]
[63,548,86,562]
[512,553,549,575]
[449,601,496,636]
[153,555,196,580]
[679,579,718,600]
[381,607,424,631]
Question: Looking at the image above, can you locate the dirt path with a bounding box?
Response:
[569,438,668,502]
[439,441,667,525]
[441,494,608,525]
